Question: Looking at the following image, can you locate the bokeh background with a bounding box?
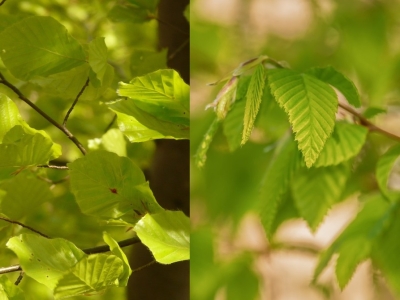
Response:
[191,0,400,299]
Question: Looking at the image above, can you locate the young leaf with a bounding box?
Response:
[103,232,132,286]
[314,122,368,167]
[117,69,189,126]
[313,193,396,288]
[195,117,221,168]
[306,66,361,108]
[0,16,86,80]
[259,137,300,238]
[268,69,338,167]
[206,76,239,120]
[7,234,86,290]
[363,107,386,119]
[223,99,245,152]
[68,150,163,225]
[88,37,109,87]
[54,254,123,299]
[291,164,349,230]
[376,144,400,200]
[241,64,267,145]
[88,128,127,157]
[134,210,190,264]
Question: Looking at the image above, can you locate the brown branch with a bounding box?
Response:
[104,113,117,133]
[37,165,69,170]
[338,102,400,143]
[0,73,87,155]
[63,78,89,128]
[0,216,50,238]
[0,237,141,275]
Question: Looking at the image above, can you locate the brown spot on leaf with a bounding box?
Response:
[109,188,118,194]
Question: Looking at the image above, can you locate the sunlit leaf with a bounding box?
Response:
[306,66,360,108]
[0,275,25,300]
[242,64,267,145]
[0,16,86,80]
[54,254,123,299]
[88,128,127,157]
[314,122,368,167]
[103,232,132,286]
[223,99,245,152]
[68,150,163,225]
[291,164,349,230]
[7,234,86,290]
[268,68,338,167]
[134,210,190,264]
[88,37,109,87]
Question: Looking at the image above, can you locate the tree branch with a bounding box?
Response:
[0,216,50,238]
[338,102,400,143]
[63,78,89,127]
[0,73,87,155]
[168,38,189,62]
[37,165,69,170]
[0,237,141,275]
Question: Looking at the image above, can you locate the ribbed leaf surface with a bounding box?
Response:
[376,144,400,200]
[314,122,368,167]
[242,64,267,145]
[268,69,338,167]
[291,164,349,230]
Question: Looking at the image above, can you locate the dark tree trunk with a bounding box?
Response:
[127,0,189,299]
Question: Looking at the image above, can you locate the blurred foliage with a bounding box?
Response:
[191,0,400,299]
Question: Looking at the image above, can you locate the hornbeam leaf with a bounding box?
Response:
[68,150,163,225]
[54,254,123,299]
[134,210,190,264]
[291,164,349,230]
[306,66,361,108]
[88,37,109,87]
[259,137,300,238]
[376,144,400,200]
[0,16,86,80]
[268,69,338,167]
[314,122,368,167]
[195,118,221,168]
[241,64,267,145]
[117,69,189,126]
[7,234,86,290]
[313,193,397,289]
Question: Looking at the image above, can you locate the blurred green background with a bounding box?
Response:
[191,0,400,299]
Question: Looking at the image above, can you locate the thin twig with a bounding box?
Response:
[37,165,69,170]
[63,78,89,128]
[131,259,157,273]
[338,102,400,142]
[0,73,87,155]
[15,271,24,285]
[0,237,141,275]
[168,38,189,61]
[0,217,50,238]
[0,0,6,6]
[152,16,188,36]
[104,114,117,133]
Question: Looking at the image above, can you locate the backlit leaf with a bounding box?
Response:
[268,68,338,167]
[88,37,109,87]
[376,144,400,200]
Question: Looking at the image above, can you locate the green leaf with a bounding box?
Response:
[223,99,245,152]
[54,254,123,299]
[108,3,153,23]
[88,128,127,157]
[117,69,189,126]
[242,64,267,145]
[376,144,400,200]
[0,275,25,300]
[88,37,109,87]
[68,150,162,225]
[362,107,386,119]
[259,137,300,238]
[0,172,52,219]
[0,94,20,143]
[268,68,338,167]
[103,232,132,286]
[314,122,368,167]
[313,193,396,288]
[7,234,86,290]
[134,210,190,264]
[291,164,349,230]
[130,49,167,78]
[306,66,361,108]
[183,4,190,22]
[195,118,221,168]
[32,64,114,101]
[0,16,86,80]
